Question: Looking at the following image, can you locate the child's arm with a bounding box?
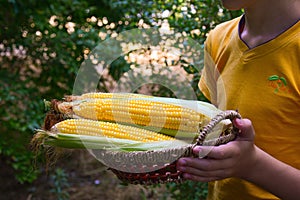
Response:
[177,118,300,200]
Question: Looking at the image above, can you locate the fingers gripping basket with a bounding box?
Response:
[96,110,241,185]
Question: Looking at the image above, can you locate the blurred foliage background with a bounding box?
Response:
[0,0,242,198]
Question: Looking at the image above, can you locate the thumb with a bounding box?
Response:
[233,118,255,141]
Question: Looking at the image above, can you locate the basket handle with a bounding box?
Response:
[195,110,241,146]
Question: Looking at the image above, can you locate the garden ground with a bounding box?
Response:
[1,150,169,200]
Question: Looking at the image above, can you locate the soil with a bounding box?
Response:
[0,150,170,200]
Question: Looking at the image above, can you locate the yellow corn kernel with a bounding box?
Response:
[65,92,151,101]
[52,119,174,142]
[70,98,210,133]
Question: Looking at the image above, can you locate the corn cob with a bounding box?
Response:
[55,98,211,135]
[51,118,174,142]
[64,92,152,102]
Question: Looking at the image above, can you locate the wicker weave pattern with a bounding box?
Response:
[109,146,193,185]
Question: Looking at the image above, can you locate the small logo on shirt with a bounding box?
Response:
[268,75,291,94]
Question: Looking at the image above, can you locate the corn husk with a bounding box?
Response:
[34,130,189,152]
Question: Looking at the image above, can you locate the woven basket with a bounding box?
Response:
[93,110,241,185]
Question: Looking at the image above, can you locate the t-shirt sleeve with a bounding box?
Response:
[198,32,218,105]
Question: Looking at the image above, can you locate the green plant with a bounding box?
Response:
[50,168,70,200]
[165,181,208,200]
[0,0,123,183]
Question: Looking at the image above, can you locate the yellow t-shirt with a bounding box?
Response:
[199,16,300,200]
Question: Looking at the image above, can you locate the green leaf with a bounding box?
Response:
[279,77,287,85]
[268,75,279,81]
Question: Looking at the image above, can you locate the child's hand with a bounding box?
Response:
[177,118,257,182]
